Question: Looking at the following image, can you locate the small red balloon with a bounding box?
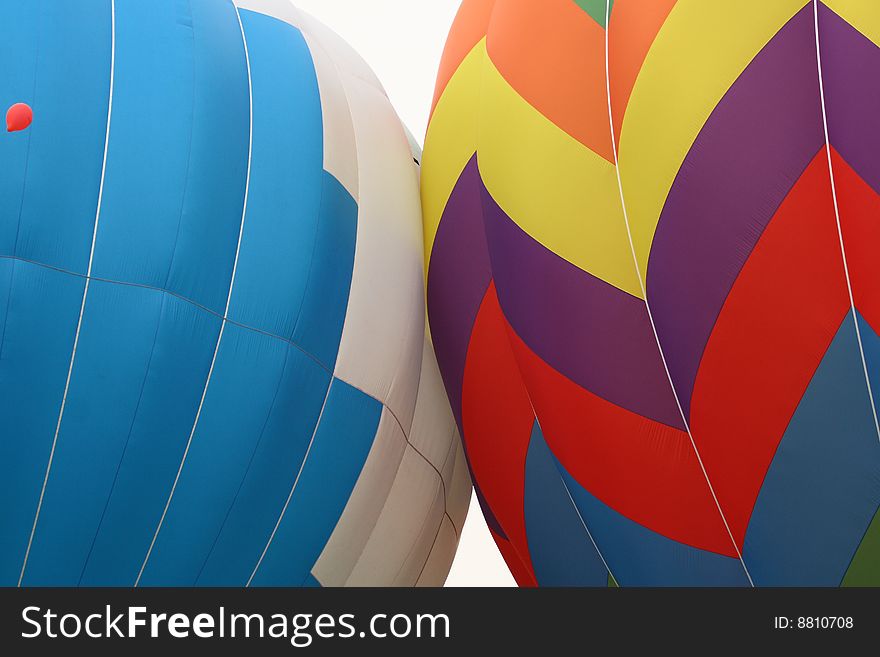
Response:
[6,103,33,132]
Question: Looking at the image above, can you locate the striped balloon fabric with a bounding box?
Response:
[0,0,469,587]
[423,0,880,586]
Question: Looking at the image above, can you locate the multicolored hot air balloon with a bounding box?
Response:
[423,0,880,586]
[0,0,469,587]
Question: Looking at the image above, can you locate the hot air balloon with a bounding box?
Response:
[5,103,33,132]
[0,0,469,587]
[423,0,880,586]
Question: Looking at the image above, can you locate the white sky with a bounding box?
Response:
[296,0,457,139]
[293,0,516,587]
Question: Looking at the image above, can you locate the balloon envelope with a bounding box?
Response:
[0,0,468,587]
[423,0,880,586]
[5,102,33,132]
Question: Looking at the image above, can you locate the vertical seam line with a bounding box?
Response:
[604,0,754,586]
[246,379,335,587]
[134,0,254,586]
[812,0,880,446]
[17,0,117,587]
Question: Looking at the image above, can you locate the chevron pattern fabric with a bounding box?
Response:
[423,0,880,586]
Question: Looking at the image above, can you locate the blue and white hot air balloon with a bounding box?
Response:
[0,0,469,587]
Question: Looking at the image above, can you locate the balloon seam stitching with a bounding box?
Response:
[405,486,448,587]
[337,411,416,586]
[243,10,371,587]
[0,253,330,373]
[246,386,459,587]
[558,462,619,585]
[17,0,117,588]
[134,2,255,587]
[245,379,335,587]
[812,0,880,446]
[410,429,466,587]
[604,0,755,586]
[192,342,294,586]
[382,401,460,537]
[75,292,168,586]
[341,409,461,586]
